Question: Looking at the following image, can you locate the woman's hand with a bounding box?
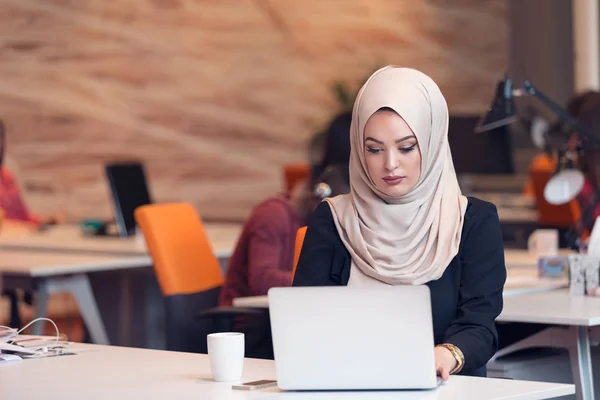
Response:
[434,346,458,381]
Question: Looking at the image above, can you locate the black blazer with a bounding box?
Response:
[292,197,506,377]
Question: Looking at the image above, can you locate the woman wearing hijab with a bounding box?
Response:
[293,66,506,379]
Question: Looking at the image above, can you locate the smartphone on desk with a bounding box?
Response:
[232,380,278,391]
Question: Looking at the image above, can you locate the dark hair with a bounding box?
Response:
[574,93,600,152]
[312,163,350,200]
[311,112,352,187]
[578,96,600,130]
[567,92,600,186]
[567,91,600,117]
[320,112,352,168]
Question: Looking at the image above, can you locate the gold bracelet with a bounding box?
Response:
[437,343,465,375]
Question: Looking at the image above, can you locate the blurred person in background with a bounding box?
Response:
[574,92,600,225]
[219,112,352,308]
[219,165,350,307]
[546,91,600,236]
[0,119,65,328]
[218,114,352,359]
[310,112,352,187]
[0,120,63,230]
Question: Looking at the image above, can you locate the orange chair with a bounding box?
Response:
[292,226,307,280]
[134,202,257,352]
[528,153,582,228]
[283,163,311,193]
[135,203,223,297]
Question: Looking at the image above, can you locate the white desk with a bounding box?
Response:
[498,290,600,400]
[497,207,538,223]
[0,223,242,346]
[472,193,536,209]
[499,290,600,326]
[232,266,570,309]
[0,249,148,277]
[0,341,574,400]
[0,249,144,345]
[503,249,571,269]
[502,268,568,298]
[0,223,241,259]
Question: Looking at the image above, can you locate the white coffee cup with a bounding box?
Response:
[207,332,244,383]
[528,229,559,257]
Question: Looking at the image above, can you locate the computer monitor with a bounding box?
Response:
[448,115,515,175]
[105,161,152,237]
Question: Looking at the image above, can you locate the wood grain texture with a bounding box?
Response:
[0,0,508,221]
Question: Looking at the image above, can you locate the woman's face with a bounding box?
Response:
[363,109,422,197]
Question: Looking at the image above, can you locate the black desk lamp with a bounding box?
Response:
[476,76,600,146]
[476,76,599,205]
[476,76,600,248]
[475,77,519,134]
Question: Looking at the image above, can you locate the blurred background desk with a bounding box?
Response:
[0,222,242,349]
[0,223,241,259]
[232,249,570,308]
[497,291,600,400]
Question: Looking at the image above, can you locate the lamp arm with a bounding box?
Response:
[521,81,600,147]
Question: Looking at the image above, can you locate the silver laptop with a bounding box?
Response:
[268,285,440,391]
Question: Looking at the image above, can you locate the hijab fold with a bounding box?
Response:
[325,66,468,286]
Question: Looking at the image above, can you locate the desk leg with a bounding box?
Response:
[31,281,50,335]
[34,274,110,345]
[571,326,595,400]
[68,275,110,345]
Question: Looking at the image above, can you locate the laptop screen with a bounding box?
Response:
[105,162,152,237]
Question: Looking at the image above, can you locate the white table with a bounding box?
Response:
[0,223,241,259]
[0,340,574,399]
[0,223,242,346]
[498,290,600,400]
[232,265,570,309]
[503,249,571,269]
[497,207,538,223]
[0,249,144,345]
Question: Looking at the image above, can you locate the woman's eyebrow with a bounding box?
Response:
[396,135,416,143]
[364,137,384,144]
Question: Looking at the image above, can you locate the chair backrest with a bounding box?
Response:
[292,226,307,280]
[283,163,311,193]
[529,154,581,227]
[135,202,225,353]
[134,202,223,296]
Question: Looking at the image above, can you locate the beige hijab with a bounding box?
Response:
[325,66,468,286]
